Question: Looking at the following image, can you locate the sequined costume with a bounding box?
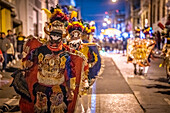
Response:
[158,15,170,83]
[127,27,155,75]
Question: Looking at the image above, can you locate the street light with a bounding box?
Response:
[104,18,108,21]
[103,23,107,27]
[112,0,117,3]
[107,20,111,24]
[90,21,95,26]
[101,29,104,32]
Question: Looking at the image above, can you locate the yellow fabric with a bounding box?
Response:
[18,36,24,41]
[93,52,98,63]
[71,11,77,19]
[60,56,66,68]
[70,77,76,90]
[79,45,89,59]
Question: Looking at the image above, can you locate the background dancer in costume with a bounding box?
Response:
[81,22,101,85]
[158,15,170,83]
[142,26,155,76]
[127,27,155,76]
[66,15,90,95]
[133,27,141,75]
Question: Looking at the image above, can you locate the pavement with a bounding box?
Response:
[74,56,144,113]
[106,51,170,113]
[0,51,170,113]
[0,60,21,113]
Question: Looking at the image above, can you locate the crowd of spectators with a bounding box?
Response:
[0,30,25,76]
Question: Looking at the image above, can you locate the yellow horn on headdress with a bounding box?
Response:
[42,8,51,18]
[71,11,77,19]
[44,22,52,35]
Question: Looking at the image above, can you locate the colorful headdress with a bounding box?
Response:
[134,27,140,38]
[83,22,96,35]
[42,5,68,35]
[66,10,84,40]
[143,26,151,39]
[67,21,84,34]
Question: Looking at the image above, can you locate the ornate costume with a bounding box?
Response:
[127,27,155,75]
[81,22,101,81]
[66,20,89,95]
[11,5,86,113]
[158,15,170,83]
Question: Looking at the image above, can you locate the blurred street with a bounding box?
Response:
[0,52,170,113]
[0,0,170,112]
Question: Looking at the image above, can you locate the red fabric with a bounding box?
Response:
[19,64,38,112]
[158,22,165,30]
[20,43,85,113]
[64,69,69,82]
[0,49,2,55]
[67,55,84,113]
[19,98,35,113]
[47,42,63,51]
[24,38,42,54]
[20,38,41,112]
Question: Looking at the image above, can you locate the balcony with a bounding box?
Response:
[0,0,15,9]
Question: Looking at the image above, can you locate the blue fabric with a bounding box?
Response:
[82,40,89,43]
[2,52,7,70]
[88,46,101,79]
[65,56,72,78]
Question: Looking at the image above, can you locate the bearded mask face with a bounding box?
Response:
[69,39,82,50]
[68,30,82,50]
[49,31,63,47]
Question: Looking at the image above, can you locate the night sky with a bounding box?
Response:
[59,0,126,35]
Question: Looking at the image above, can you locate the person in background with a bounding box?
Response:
[109,37,113,51]
[6,30,16,66]
[6,30,16,52]
[156,31,161,50]
[0,32,11,72]
[16,32,25,59]
[122,36,127,56]
[113,35,118,53]
[13,33,18,61]
[6,41,15,67]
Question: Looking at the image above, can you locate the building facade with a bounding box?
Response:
[0,0,58,37]
[152,0,168,32]
[126,0,169,35]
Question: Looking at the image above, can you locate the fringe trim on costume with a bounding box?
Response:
[34,104,48,113]
[37,72,65,86]
[50,102,67,113]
